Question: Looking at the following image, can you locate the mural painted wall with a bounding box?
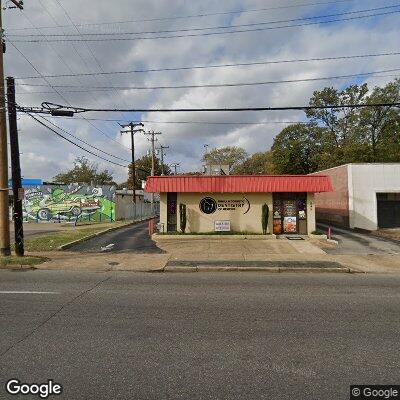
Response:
[21,184,116,222]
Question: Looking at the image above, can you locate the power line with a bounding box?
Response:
[26,113,128,167]
[8,37,132,152]
[36,101,400,114]
[20,115,307,125]
[13,51,400,80]
[40,115,131,163]
[4,0,358,31]
[8,5,396,38]
[14,68,400,91]
[50,0,133,128]
[8,9,400,42]
[36,0,133,152]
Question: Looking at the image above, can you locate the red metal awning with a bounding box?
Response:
[145,175,333,193]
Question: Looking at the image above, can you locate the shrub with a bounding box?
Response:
[262,204,269,235]
[179,203,187,233]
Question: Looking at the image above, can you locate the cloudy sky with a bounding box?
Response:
[3,0,400,182]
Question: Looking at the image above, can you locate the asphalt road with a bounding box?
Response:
[318,223,400,255]
[0,270,399,400]
[69,220,163,253]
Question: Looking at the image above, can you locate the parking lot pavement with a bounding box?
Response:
[1,270,400,400]
[68,221,163,253]
[318,224,400,255]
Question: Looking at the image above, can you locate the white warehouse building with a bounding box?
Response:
[313,163,400,231]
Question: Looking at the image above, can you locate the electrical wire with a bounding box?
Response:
[50,0,132,128]
[40,115,131,163]
[8,9,400,42]
[20,115,307,125]
[36,101,400,114]
[35,0,133,152]
[8,4,397,38]
[14,68,400,91]
[26,113,128,167]
[5,0,357,30]
[13,51,400,80]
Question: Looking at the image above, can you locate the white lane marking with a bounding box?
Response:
[0,291,59,294]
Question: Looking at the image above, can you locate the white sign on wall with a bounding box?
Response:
[214,220,231,232]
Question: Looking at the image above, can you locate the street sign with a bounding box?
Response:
[17,187,25,201]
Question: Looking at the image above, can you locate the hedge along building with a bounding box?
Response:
[145,175,333,235]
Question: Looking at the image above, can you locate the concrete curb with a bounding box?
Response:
[162,260,353,273]
[309,234,328,240]
[327,238,339,245]
[163,265,352,273]
[0,265,37,271]
[153,234,277,240]
[58,218,152,250]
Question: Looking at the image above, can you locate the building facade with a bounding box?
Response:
[145,175,333,235]
[313,163,400,231]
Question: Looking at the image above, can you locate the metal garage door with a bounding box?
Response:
[377,193,400,228]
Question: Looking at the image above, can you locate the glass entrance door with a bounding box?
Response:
[282,200,297,233]
[273,193,307,235]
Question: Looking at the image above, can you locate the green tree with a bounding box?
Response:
[305,84,369,168]
[232,151,275,174]
[358,79,400,161]
[202,146,248,172]
[53,156,115,185]
[127,155,171,188]
[271,123,322,174]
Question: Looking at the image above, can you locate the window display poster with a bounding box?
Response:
[273,219,282,235]
[283,217,297,233]
[283,201,296,217]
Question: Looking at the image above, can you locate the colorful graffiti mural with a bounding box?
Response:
[22,184,116,222]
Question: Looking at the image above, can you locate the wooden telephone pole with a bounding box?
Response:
[157,145,169,175]
[0,0,23,256]
[120,122,144,203]
[144,131,161,212]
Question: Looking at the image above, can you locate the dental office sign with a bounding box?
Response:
[199,197,250,215]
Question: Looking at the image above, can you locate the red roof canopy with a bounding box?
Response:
[145,175,333,193]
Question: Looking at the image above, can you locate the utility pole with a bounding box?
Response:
[0,0,23,256]
[170,163,180,175]
[144,130,161,212]
[7,77,23,256]
[0,1,9,256]
[157,145,169,175]
[120,122,144,203]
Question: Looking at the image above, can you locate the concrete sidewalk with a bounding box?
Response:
[34,251,169,272]
[28,234,400,273]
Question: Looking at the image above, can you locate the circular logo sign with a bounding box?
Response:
[199,197,217,214]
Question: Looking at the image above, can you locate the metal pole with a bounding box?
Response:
[0,1,10,256]
[7,77,24,256]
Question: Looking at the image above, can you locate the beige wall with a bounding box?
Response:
[160,193,168,233]
[160,192,316,234]
[307,193,316,233]
[161,192,272,234]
